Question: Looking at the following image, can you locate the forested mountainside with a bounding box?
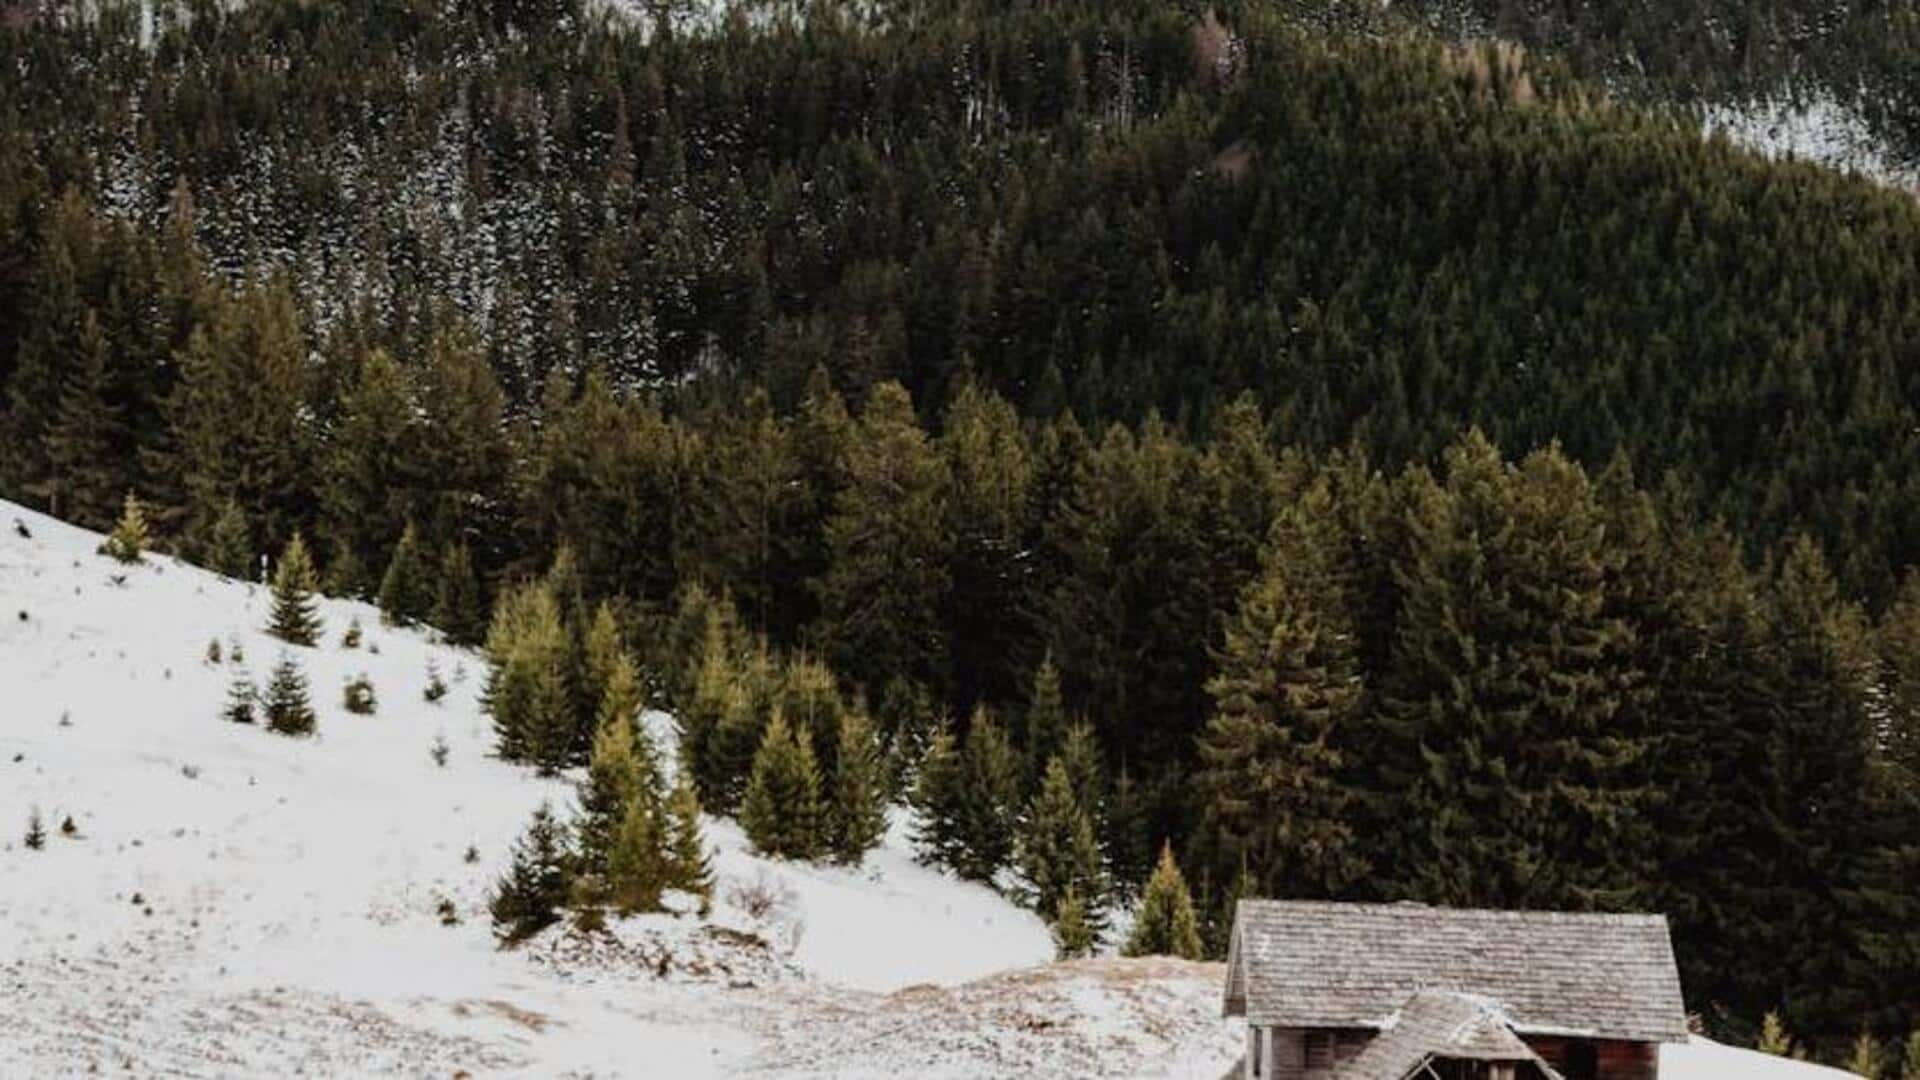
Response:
[2,0,1918,1064]
[1280,0,1920,173]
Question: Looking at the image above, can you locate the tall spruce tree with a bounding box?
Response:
[813,380,951,700]
[269,534,323,646]
[1199,493,1367,900]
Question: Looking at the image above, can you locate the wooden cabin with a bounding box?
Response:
[1222,900,1689,1080]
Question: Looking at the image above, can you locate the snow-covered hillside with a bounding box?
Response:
[0,500,1864,1077]
[0,498,1239,1077]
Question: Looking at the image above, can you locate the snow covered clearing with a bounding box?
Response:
[1703,93,1917,190]
[0,498,1236,1076]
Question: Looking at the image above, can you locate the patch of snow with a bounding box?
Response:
[1703,92,1917,189]
[1663,1036,1859,1079]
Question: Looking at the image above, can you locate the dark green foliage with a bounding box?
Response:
[1198,490,1367,899]
[432,542,485,645]
[1124,843,1203,961]
[484,582,574,774]
[912,709,1021,882]
[814,382,951,699]
[1022,655,1068,782]
[268,534,323,646]
[204,500,252,579]
[1019,756,1108,932]
[264,655,316,736]
[24,809,44,851]
[664,777,713,904]
[223,676,255,724]
[343,675,376,715]
[740,710,822,860]
[378,522,433,627]
[1053,886,1096,960]
[98,492,148,564]
[828,708,887,864]
[424,663,448,703]
[604,797,666,914]
[490,803,574,947]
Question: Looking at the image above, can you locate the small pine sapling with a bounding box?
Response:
[436,897,460,926]
[205,638,222,665]
[59,815,77,838]
[264,655,316,736]
[343,674,377,715]
[490,802,574,946]
[224,676,257,724]
[98,492,149,564]
[424,662,448,703]
[431,733,450,767]
[464,844,480,864]
[1846,1032,1886,1079]
[1123,843,1204,960]
[24,809,45,850]
[342,618,363,649]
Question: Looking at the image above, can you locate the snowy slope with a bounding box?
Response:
[0,498,1241,1077]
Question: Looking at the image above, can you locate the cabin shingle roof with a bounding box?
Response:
[1334,990,1564,1080]
[1224,899,1688,1043]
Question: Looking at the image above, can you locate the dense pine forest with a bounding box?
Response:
[3,0,1919,1064]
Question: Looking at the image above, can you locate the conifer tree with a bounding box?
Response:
[1758,1010,1795,1057]
[224,675,256,724]
[956,709,1022,880]
[911,724,970,873]
[1847,1032,1886,1079]
[1125,843,1204,960]
[576,679,654,879]
[433,542,485,645]
[828,707,887,863]
[377,522,433,626]
[1199,501,1367,899]
[483,582,574,774]
[1053,886,1096,960]
[664,777,713,903]
[99,492,149,564]
[740,710,822,860]
[1020,756,1109,930]
[913,710,1020,880]
[205,499,251,579]
[1023,654,1068,781]
[490,802,574,946]
[576,602,626,758]
[269,533,323,646]
[814,380,952,698]
[1899,1028,1920,1080]
[264,654,316,736]
[942,380,1034,712]
[605,797,666,914]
